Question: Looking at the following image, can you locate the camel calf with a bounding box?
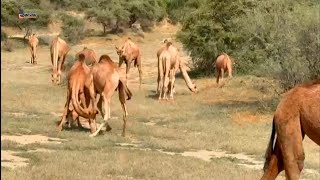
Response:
[214,53,234,85]
[115,37,142,89]
[57,53,98,133]
[28,34,39,64]
[50,36,71,85]
[89,55,133,137]
[261,80,320,180]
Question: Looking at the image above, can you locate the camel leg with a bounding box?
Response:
[277,117,305,180]
[158,59,164,100]
[260,141,284,180]
[163,71,170,100]
[90,94,111,137]
[228,65,232,78]
[216,69,221,84]
[33,46,37,64]
[169,70,175,100]
[125,61,132,87]
[120,103,128,137]
[97,95,112,131]
[57,90,71,131]
[157,57,161,94]
[28,46,33,64]
[60,55,67,71]
[220,69,224,83]
[137,56,142,90]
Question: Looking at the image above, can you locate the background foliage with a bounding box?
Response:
[2,0,319,90]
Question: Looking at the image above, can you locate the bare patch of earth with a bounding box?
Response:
[115,142,320,177]
[1,134,66,145]
[1,134,63,169]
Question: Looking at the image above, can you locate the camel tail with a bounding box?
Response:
[263,117,276,172]
[119,79,133,101]
[71,81,90,118]
[179,64,197,92]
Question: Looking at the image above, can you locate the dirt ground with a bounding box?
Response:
[1,21,319,180]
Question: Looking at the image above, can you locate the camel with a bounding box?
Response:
[28,34,39,64]
[214,53,235,85]
[75,47,98,65]
[57,53,98,133]
[158,42,179,100]
[115,37,142,89]
[88,55,133,137]
[50,36,71,85]
[261,80,320,180]
[156,40,198,98]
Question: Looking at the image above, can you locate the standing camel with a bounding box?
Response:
[115,37,142,89]
[75,47,98,65]
[57,53,98,133]
[261,80,320,180]
[50,36,71,85]
[28,34,39,64]
[214,53,234,85]
[156,40,197,98]
[89,55,133,137]
[158,42,178,100]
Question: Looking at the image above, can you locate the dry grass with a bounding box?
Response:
[1,28,319,180]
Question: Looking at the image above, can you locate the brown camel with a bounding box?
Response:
[156,40,197,97]
[214,53,235,85]
[261,80,320,180]
[57,54,98,133]
[28,34,39,64]
[75,47,98,65]
[50,36,71,85]
[115,37,142,89]
[89,55,133,137]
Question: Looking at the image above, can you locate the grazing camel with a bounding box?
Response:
[115,37,142,89]
[156,40,197,98]
[28,34,39,64]
[75,47,98,65]
[261,80,320,180]
[50,36,71,85]
[57,53,98,133]
[214,53,235,85]
[158,42,179,100]
[89,55,133,137]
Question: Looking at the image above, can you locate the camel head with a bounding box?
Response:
[189,81,198,93]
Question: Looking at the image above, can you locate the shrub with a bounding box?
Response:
[61,14,85,44]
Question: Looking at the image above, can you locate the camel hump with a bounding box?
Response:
[99,54,112,62]
[78,53,85,61]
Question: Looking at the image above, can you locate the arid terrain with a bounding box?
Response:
[1,23,319,180]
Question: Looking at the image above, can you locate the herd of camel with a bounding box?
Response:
[25,33,320,180]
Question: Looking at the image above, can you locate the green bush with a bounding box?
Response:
[1,0,51,28]
[177,0,320,90]
[1,30,8,41]
[61,14,86,44]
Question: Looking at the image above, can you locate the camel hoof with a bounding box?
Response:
[106,125,112,132]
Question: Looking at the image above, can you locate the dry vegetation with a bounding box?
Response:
[1,22,319,180]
